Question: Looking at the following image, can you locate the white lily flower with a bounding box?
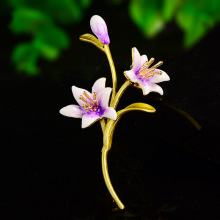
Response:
[124,47,170,95]
[60,78,117,128]
[90,15,110,45]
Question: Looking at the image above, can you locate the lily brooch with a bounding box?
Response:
[60,15,170,210]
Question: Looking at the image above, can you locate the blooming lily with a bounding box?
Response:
[60,78,117,128]
[124,47,170,95]
[90,15,110,45]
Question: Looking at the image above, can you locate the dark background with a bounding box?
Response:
[1,1,220,220]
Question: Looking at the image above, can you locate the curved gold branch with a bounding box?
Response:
[102,103,156,209]
[112,80,132,109]
[103,45,117,106]
[162,102,202,130]
[102,148,125,209]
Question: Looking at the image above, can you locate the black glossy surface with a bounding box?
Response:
[1,1,220,220]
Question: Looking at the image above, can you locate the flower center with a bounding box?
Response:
[138,58,163,79]
[79,91,99,112]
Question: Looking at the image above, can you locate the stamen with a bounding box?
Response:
[154,70,162,75]
[83,91,95,105]
[93,92,98,105]
[147,57,155,67]
[80,96,92,107]
[144,67,156,74]
[143,70,162,79]
[82,104,89,110]
[139,58,155,74]
[138,56,163,80]
[152,61,163,69]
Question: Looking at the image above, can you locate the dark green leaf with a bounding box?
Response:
[12,43,40,75]
[162,0,180,21]
[129,0,164,38]
[33,39,59,60]
[37,26,69,49]
[9,8,50,34]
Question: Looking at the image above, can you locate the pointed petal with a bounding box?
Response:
[140,54,148,66]
[124,70,138,83]
[92,77,106,94]
[72,86,92,107]
[81,113,100,128]
[97,87,112,107]
[150,69,170,84]
[102,107,117,120]
[138,81,151,95]
[59,105,84,118]
[131,47,141,72]
[149,83,164,95]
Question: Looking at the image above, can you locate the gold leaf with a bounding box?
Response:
[124,102,156,113]
[79,34,105,52]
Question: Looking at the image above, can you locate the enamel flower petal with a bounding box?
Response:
[124,47,170,95]
[97,87,112,107]
[92,77,106,93]
[60,78,117,128]
[90,15,110,45]
[82,113,100,129]
[59,105,83,118]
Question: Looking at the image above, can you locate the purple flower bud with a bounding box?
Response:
[90,15,110,45]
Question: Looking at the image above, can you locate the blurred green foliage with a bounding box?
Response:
[129,0,220,47]
[9,0,91,75]
[8,0,220,75]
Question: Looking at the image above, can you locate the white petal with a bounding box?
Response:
[149,83,164,95]
[97,87,112,107]
[92,77,106,94]
[59,105,84,118]
[138,81,151,95]
[131,47,141,72]
[102,107,117,120]
[124,70,138,83]
[140,54,148,66]
[81,113,100,128]
[72,86,92,107]
[150,69,170,84]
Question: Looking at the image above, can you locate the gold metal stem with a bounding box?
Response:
[112,80,132,109]
[101,103,155,210]
[101,148,125,210]
[104,45,117,106]
[100,119,106,134]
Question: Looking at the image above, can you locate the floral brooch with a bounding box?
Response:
[60,15,170,210]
